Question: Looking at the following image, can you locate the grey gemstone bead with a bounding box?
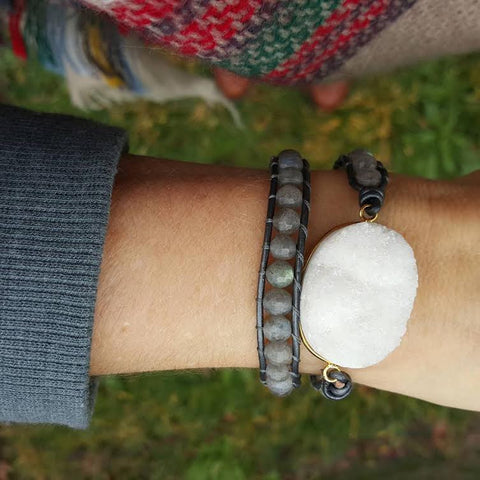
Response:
[270,234,296,260]
[266,364,291,382]
[263,288,292,315]
[278,168,303,186]
[276,184,302,209]
[266,375,294,396]
[265,340,292,365]
[273,208,300,235]
[278,149,303,170]
[264,315,291,342]
[355,169,382,187]
[349,149,382,187]
[266,260,294,288]
[349,149,377,169]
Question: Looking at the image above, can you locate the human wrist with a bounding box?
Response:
[91,157,425,377]
[306,168,480,411]
[91,154,479,410]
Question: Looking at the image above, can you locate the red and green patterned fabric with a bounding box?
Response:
[79,0,417,85]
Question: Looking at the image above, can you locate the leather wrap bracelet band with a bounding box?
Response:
[256,149,310,396]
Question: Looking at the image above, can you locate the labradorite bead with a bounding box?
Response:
[349,149,381,187]
[278,149,303,170]
[278,168,303,186]
[273,208,300,235]
[270,234,296,260]
[264,340,292,365]
[276,184,302,209]
[266,364,290,382]
[355,169,382,187]
[266,375,294,396]
[349,149,376,168]
[264,315,291,342]
[263,288,292,315]
[266,260,294,288]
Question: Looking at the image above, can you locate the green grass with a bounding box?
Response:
[1,49,480,479]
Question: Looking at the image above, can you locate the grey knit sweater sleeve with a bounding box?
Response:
[0,104,128,429]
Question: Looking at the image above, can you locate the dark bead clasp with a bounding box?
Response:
[310,369,353,400]
[334,150,389,218]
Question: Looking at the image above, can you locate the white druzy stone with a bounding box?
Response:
[300,222,418,368]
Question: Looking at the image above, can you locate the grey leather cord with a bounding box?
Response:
[291,159,310,388]
[256,158,279,385]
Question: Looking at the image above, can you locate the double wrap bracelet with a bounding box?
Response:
[256,150,310,396]
[257,149,419,400]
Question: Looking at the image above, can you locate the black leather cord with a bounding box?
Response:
[256,157,279,386]
[291,159,310,388]
[310,370,353,400]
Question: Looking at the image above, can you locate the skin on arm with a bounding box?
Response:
[90,154,480,412]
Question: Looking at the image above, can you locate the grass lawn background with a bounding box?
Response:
[1,49,480,479]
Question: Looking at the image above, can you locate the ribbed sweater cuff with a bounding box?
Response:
[0,104,128,429]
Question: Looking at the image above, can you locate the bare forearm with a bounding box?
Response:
[90,154,480,411]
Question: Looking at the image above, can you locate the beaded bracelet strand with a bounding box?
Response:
[257,149,310,396]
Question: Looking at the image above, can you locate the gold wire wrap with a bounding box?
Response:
[299,321,342,383]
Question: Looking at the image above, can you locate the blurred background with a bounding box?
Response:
[1,30,480,480]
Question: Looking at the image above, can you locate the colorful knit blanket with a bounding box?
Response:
[81,0,422,84]
[80,0,421,84]
[4,0,420,85]
[4,0,480,92]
